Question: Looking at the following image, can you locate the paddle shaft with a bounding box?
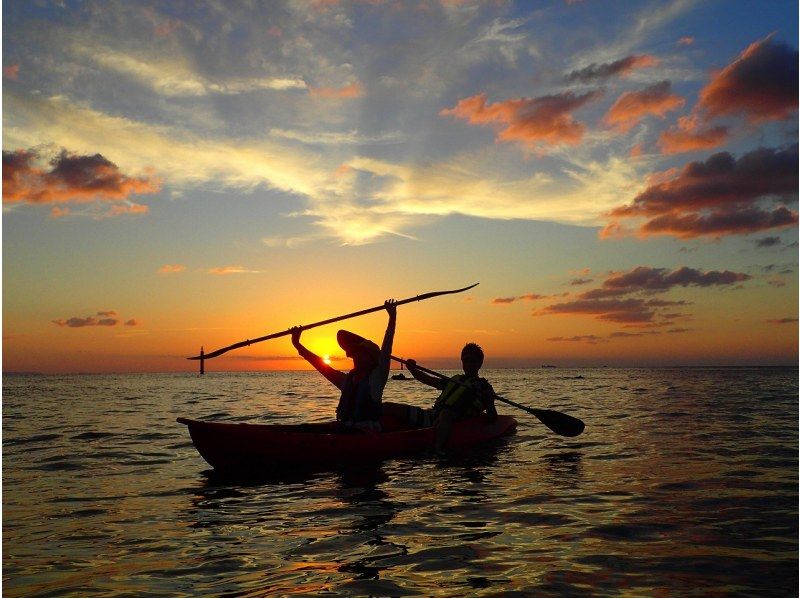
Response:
[389,355,585,437]
[189,283,478,361]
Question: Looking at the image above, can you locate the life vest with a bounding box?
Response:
[337,370,382,423]
[433,375,485,418]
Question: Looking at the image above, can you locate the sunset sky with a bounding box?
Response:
[3,0,798,373]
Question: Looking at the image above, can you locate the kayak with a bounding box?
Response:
[177,414,517,471]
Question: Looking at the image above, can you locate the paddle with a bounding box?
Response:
[390,355,585,437]
[188,283,479,362]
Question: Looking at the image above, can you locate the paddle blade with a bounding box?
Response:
[532,409,585,437]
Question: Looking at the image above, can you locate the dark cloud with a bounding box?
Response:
[546,335,607,344]
[766,318,798,324]
[565,55,658,83]
[699,35,798,123]
[440,90,603,149]
[604,266,751,291]
[52,310,138,328]
[491,293,546,304]
[755,236,782,247]
[3,147,159,205]
[53,316,119,328]
[605,145,799,239]
[537,298,656,323]
[534,265,749,325]
[570,278,593,285]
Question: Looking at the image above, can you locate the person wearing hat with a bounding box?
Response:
[291,300,397,431]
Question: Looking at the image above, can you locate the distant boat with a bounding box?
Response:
[541,364,557,368]
[391,360,412,380]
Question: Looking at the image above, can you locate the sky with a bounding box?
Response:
[2,0,798,373]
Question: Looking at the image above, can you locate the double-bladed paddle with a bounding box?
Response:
[390,355,585,437]
[188,283,479,362]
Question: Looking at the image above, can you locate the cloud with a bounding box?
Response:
[658,115,729,154]
[207,266,262,275]
[3,147,159,205]
[159,264,186,274]
[755,237,781,248]
[698,35,798,123]
[53,316,117,327]
[77,44,307,96]
[766,318,798,325]
[602,265,751,291]
[604,145,799,239]
[309,82,363,99]
[491,293,546,304]
[534,265,750,324]
[678,37,695,46]
[538,297,657,323]
[565,55,659,83]
[53,310,139,328]
[547,335,607,344]
[603,81,685,132]
[440,90,603,150]
[4,64,19,80]
[5,91,647,244]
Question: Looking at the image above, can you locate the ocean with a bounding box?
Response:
[3,367,797,596]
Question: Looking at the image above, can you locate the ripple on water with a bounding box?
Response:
[2,368,797,596]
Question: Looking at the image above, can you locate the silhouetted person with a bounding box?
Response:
[383,343,497,449]
[292,300,396,432]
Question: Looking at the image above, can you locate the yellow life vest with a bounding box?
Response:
[434,375,484,416]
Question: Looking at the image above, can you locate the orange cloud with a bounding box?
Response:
[698,35,798,123]
[604,81,685,132]
[49,206,71,219]
[102,203,150,218]
[440,90,602,149]
[3,64,19,80]
[678,37,695,46]
[309,82,364,99]
[658,115,729,154]
[565,55,659,83]
[208,266,261,275]
[159,264,186,274]
[605,145,798,239]
[3,148,160,205]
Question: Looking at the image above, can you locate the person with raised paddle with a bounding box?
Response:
[291,300,397,432]
[383,343,498,449]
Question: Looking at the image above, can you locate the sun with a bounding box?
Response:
[323,354,332,365]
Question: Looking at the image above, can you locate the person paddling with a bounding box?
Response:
[291,300,397,432]
[383,343,497,448]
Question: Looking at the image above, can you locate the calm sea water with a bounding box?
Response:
[3,368,797,596]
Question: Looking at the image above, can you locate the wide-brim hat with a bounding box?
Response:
[337,330,379,356]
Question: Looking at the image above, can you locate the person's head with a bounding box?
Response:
[461,342,484,376]
[337,330,379,370]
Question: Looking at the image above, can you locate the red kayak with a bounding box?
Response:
[177,414,517,470]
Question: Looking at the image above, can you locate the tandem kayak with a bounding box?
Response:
[177,414,517,471]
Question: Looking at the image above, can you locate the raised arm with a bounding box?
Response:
[291,327,346,390]
[377,299,397,378]
[405,358,448,390]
